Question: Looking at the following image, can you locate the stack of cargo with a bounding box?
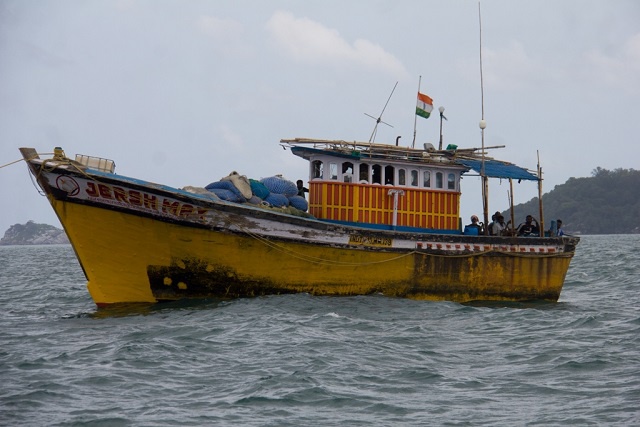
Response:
[205,173,309,213]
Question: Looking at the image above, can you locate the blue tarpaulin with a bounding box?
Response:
[457,159,539,181]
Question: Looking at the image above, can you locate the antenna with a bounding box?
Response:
[478,1,490,233]
[365,81,397,143]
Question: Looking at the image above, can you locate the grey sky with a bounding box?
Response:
[1,0,639,233]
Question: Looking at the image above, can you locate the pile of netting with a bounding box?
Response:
[200,172,310,214]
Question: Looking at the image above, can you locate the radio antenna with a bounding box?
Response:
[365,81,397,143]
[478,1,490,233]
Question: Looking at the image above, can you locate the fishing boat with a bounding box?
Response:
[20,135,579,306]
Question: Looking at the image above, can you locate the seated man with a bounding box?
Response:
[487,211,499,235]
[464,215,484,235]
[517,215,540,236]
[490,214,507,236]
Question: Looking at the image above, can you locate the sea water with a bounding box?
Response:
[0,235,638,426]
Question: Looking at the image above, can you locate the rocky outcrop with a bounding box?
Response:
[0,221,69,245]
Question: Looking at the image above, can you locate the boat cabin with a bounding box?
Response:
[284,139,470,233]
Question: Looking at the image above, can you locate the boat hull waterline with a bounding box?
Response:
[20,148,578,306]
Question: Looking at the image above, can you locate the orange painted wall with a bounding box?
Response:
[308,182,460,230]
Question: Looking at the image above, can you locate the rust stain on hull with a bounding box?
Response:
[148,258,296,299]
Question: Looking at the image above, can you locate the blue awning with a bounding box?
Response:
[457,159,539,181]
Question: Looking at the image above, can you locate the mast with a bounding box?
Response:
[509,179,515,235]
[537,151,545,235]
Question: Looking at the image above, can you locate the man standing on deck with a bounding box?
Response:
[296,180,309,199]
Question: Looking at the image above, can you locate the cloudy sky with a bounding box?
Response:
[1,0,639,234]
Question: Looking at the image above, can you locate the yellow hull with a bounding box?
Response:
[50,197,573,305]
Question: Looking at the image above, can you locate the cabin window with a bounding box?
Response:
[384,165,395,185]
[447,173,456,190]
[359,164,369,183]
[330,163,338,180]
[398,169,406,186]
[312,160,323,179]
[410,170,418,187]
[423,171,431,188]
[372,164,382,184]
[436,172,443,189]
[342,162,353,183]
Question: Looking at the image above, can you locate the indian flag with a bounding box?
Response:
[416,92,433,119]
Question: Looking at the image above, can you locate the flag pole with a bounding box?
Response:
[412,75,421,148]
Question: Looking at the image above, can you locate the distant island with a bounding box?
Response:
[0,220,69,245]
[502,167,640,235]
